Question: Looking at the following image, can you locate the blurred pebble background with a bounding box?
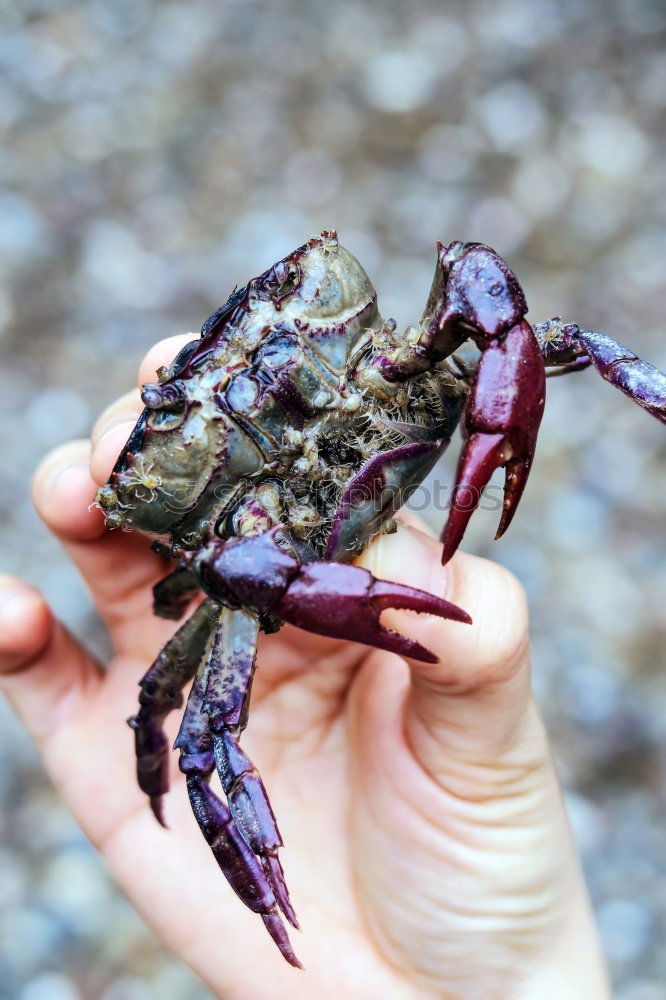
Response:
[1,0,665,997]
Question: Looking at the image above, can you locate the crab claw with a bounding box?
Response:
[441,321,546,565]
[274,561,471,663]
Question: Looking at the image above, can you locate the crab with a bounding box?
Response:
[95,231,666,967]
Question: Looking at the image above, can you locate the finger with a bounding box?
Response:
[138,333,195,388]
[33,440,108,542]
[357,524,534,770]
[0,577,102,744]
[91,388,142,451]
[32,442,173,660]
[90,417,140,486]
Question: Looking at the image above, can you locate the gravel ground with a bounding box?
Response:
[1,1,665,997]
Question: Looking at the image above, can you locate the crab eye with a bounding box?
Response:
[262,261,301,303]
[141,381,186,410]
[274,261,289,284]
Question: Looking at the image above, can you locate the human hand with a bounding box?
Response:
[0,335,609,999]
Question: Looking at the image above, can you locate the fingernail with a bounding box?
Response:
[95,417,139,452]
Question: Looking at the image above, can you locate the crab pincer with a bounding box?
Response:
[434,243,546,564]
[274,562,471,662]
[440,320,546,563]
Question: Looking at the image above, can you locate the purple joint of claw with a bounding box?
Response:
[95,232,665,966]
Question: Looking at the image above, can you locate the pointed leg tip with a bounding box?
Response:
[261,911,302,968]
[281,900,300,930]
[150,796,168,828]
[262,854,300,929]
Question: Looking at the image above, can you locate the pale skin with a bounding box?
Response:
[0,336,610,999]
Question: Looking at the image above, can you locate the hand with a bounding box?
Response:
[1,335,609,999]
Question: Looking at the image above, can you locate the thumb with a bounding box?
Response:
[0,576,102,746]
[358,521,539,781]
[355,524,610,999]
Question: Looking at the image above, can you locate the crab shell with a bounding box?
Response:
[96,233,390,545]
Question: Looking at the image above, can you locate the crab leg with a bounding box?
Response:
[185,773,301,968]
[152,563,200,620]
[203,606,298,928]
[440,320,546,564]
[535,318,666,424]
[128,598,214,825]
[175,604,301,967]
[213,730,299,930]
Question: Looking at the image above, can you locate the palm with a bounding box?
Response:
[30,508,557,999]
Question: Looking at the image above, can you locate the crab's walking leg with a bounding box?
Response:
[213,729,298,930]
[175,605,301,967]
[128,598,213,825]
[192,528,471,665]
[535,318,666,424]
[152,563,200,620]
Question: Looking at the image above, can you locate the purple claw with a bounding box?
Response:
[440,321,546,564]
[274,561,471,663]
[193,530,471,663]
